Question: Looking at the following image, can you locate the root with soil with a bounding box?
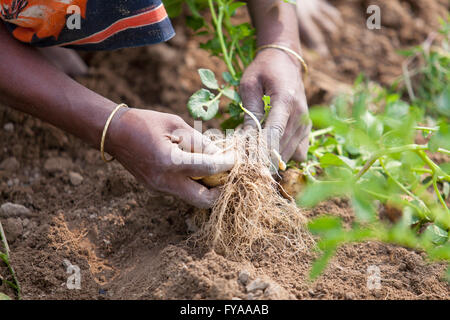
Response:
[192,129,314,260]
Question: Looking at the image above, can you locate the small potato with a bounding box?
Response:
[279,168,305,199]
[192,172,229,188]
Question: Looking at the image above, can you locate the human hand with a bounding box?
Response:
[107,109,234,208]
[240,47,311,163]
[296,0,342,56]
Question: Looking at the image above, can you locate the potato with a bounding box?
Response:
[279,168,305,199]
[192,172,229,188]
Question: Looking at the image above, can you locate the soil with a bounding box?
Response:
[0,0,449,300]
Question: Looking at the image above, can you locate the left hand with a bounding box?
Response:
[240,47,311,163]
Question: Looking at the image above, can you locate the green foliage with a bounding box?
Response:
[0,223,20,299]
[398,16,450,119]
[299,72,450,279]
[0,293,11,300]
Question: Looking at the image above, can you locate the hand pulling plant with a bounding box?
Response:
[165,0,450,279]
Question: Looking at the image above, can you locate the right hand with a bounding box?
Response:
[107,108,234,208]
[296,0,342,56]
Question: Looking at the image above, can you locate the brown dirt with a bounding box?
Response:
[0,0,449,300]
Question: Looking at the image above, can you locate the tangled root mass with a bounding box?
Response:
[193,129,313,260]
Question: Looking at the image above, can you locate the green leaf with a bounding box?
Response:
[222,72,239,86]
[187,89,219,121]
[222,88,241,102]
[309,248,336,280]
[435,87,450,117]
[162,0,183,17]
[309,106,334,129]
[228,102,243,118]
[320,153,355,170]
[424,224,448,245]
[0,292,11,300]
[308,216,343,235]
[262,95,272,114]
[220,116,243,130]
[429,122,450,152]
[361,111,384,139]
[352,193,376,223]
[198,69,219,90]
[228,1,246,14]
[186,15,204,31]
[298,180,351,207]
[385,100,410,119]
[185,0,202,17]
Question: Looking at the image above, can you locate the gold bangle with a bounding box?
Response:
[256,44,309,76]
[100,103,128,163]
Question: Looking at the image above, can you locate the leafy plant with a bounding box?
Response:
[0,221,20,299]
[168,0,450,281]
[164,0,255,127]
[300,75,449,279]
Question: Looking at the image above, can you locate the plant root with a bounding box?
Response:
[192,129,313,261]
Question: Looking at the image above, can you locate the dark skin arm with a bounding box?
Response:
[0,1,309,208]
[0,23,233,209]
[243,0,311,162]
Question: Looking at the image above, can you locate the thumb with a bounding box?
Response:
[240,77,265,130]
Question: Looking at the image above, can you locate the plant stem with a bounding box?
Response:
[356,144,429,180]
[414,126,439,132]
[433,176,450,212]
[208,0,237,78]
[310,127,334,139]
[379,158,428,210]
[438,148,450,156]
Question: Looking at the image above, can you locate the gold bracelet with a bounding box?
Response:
[256,44,309,76]
[100,103,128,163]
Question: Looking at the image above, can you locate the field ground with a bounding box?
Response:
[0,0,449,299]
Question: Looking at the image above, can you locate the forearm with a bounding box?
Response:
[0,23,117,150]
[246,0,301,52]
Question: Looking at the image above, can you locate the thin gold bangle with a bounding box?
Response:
[100,103,128,163]
[256,44,309,76]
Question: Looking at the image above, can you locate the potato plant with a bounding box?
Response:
[165,0,450,280]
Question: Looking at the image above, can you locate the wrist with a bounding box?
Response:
[102,105,133,158]
[256,45,304,74]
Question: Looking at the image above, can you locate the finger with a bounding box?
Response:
[313,12,338,34]
[279,95,308,153]
[281,122,311,162]
[169,125,221,155]
[292,136,310,163]
[170,146,235,177]
[240,77,265,130]
[320,1,343,26]
[264,96,290,154]
[165,176,221,209]
[298,16,330,56]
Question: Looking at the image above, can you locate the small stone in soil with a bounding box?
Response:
[0,202,32,217]
[0,157,19,172]
[238,270,250,285]
[69,171,84,186]
[246,278,269,293]
[4,217,23,242]
[3,122,14,132]
[345,292,356,300]
[44,157,73,173]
